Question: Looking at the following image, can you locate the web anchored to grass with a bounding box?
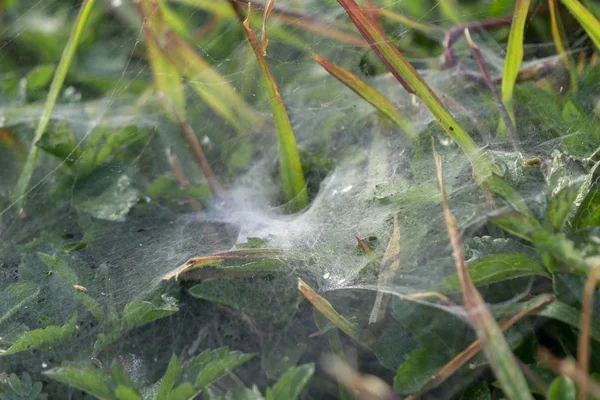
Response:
[1,0,600,399]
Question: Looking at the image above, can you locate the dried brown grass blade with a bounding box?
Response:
[577,262,600,400]
[411,294,554,398]
[369,216,401,325]
[433,140,533,400]
[159,93,225,199]
[260,0,275,55]
[538,348,600,398]
[322,357,401,400]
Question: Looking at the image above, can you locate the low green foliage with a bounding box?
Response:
[3,0,600,398]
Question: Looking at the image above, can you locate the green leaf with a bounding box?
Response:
[26,64,55,91]
[394,346,455,394]
[114,386,143,400]
[438,253,549,293]
[77,292,105,321]
[188,275,301,324]
[265,364,314,400]
[156,355,183,400]
[574,177,600,230]
[188,347,255,391]
[0,282,39,325]
[11,0,96,209]
[494,295,600,342]
[74,174,141,221]
[486,174,536,218]
[547,376,577,400]
[95,295,178,351]
[37,252,78,286]
[165,383,196,400]
[459,381,491,400]
[111,364,142,399]
[0,372,47,400]
[544,185,579,232]
[0,313,77,356]
[45,366,115,400]
[35,121,80,165]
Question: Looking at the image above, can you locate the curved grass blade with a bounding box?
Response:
[549,0,579,92]
[336,0,497,183]
[11,0,96,209]
[143,19,186,119]
[242,7,307,211]
[172,0,367,47]
[375,8,445,40]
[312,52,415,140]
[138,0,261,134]
[499,0,530,136]
[298,279,375,351]
[433,142,533,400]
[561,0,600,49]
[163,249,309,280]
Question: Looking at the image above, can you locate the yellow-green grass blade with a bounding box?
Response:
[299,279,375,350]
[376,8,445,41]
[242,10,307,211]
[11,0,96,209]
[143,24,186,120]
[138,0,261,134]
[561,0,600,49]
[169,0,367,48]
[336,0,497,183]
[312,52,415,140]
[549,0,578,92]
[500,0,531,135]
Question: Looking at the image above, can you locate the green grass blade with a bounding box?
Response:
[561,0,600,49]
[242,11,307,211]
[312,52,415,140]
[500,0,531,134]
[549,0,579,92]
[11,0,96,209]
[376,8,445,40]
[336,0,497,182]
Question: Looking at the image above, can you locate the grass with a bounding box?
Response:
[241,4,307,211]
[11,0,96,210]
[3,0,600,398]
[499,0,530,136]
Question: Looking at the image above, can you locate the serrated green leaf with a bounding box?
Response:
[188,347,254,391]
[45,366,115,400]
[265,364,314,400]
[0,313,77,356]
[37,252,78,286]
[0,282,39,325]
[156,355,182,400]
[438,253,549,293]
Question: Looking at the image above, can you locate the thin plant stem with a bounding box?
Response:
[159,93,226,200]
